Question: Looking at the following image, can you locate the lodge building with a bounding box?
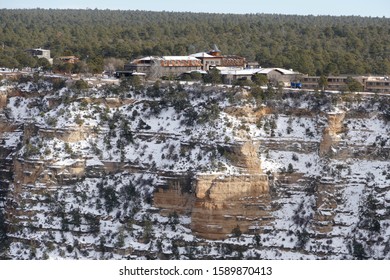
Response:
[119,56,202,79]
[119,47,246,79]
[114,46,390,93]
[365,76,390,93]
[301,75,390,93]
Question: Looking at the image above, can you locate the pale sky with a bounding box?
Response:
[1,0,389,18]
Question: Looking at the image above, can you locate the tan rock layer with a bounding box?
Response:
[224,105,271,120]
[319,111,346,156]
[0,93,7,109]
[223,141,262,173]
[191,174,270,239]
[153,178,195,215]
[154,141,269,239]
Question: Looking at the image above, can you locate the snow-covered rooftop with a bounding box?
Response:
[131,72,147,76]
[219,68,260,76]
[161,56,200,61]
[257,68,299,75]
[189,52,216,58]
[132,56,201,63]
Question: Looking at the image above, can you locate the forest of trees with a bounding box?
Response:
[0,9,389,75]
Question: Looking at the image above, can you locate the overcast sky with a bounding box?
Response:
[1,0,389,18]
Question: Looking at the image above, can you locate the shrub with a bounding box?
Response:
[231,225,242,239]
[137,119,151,130]
[352,239,366,260]
[103,187,118,213]
[287,163,294,173]
[296,229,309,249]
[45,116,58,127]
[24,143,40,157]
[64,143,72,154]
[202,68,221,85]
[75,114,84,126]
[116,229,125,248]
[52,78,66,91]
[73,79,89,90]
[168,212,179,230]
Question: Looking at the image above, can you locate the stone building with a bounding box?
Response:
[256,68,301,86]
[219,67,301,85]
[364,76,390,93]
[189,52,222,70]
[190,49,246,70]
[301,76,354,91]
[26,48,53,64]
[122,56,202,79]
[300,75,390,92]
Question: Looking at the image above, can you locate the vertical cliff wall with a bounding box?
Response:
[191,173,270,239]
[154,141,271,240]
[319,110,346,156]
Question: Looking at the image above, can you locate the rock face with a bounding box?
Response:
[0,93,7,109]
[24,123,94,143]
[232,141,263,173]
[153,175,195,215]
[192,173,270,239]
[191,141,270,239]
[154,141,271,240]
[319,111,346,156]
[2,81,390,260]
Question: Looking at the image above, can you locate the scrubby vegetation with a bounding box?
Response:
[3,76,390,260]
[0,9,389,75]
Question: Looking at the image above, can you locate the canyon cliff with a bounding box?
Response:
[1,78,390,260]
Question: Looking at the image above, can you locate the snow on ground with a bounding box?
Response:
[345,117,389,145]
[8,96,40,121]
[5,79,390,260]
[261,150,321,175]
[252,114,322,141]
[2,131,23,148]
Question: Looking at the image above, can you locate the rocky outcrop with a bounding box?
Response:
[153,176,195,215]
[23,123,95,143]
[313,183,338,233]
[154,141,270,239]
[319,110,346,156]
[231,141,262,173]
[192,173,270,239]
[154,172,270,240]
[224,105,271,121]
[0,93,7,110]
